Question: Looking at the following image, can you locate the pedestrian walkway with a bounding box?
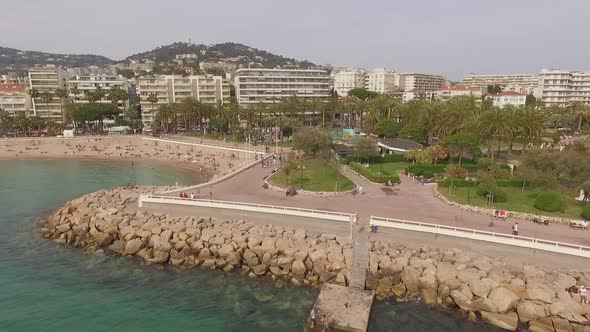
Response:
[349,225,370,290]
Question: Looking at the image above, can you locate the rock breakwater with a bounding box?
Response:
[41,187,590,331]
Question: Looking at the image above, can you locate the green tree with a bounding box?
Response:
[108,86,129,109]
[351,136,379,162]
[398,123,427,144]
[40,91,54,115]
[292,128,332,157]
[373,118,401,138]
[525,94,537,108]
[347,88,379,100]
[441,133,480,164]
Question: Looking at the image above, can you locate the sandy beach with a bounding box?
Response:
[0,135,255,178]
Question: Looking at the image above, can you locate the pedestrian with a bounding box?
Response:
[190,192,195,199]
[209,191,213,200]
[581,286,588,304]
[322,315,330,332]
[309,309,316,328]
[512,222,519,236]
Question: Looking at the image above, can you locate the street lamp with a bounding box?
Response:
[298,165,305,190]
[380,153,385,175]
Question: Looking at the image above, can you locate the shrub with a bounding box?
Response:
[349,162,400,184]
[422,170,434,179]
[582,204,590,220]
[496,179,525,187]
[533,191,564,212]
[494,190,508,203]
[412,168,424,176]
[437,179,477,187]
[339,158,350,165]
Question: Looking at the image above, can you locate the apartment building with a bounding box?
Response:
[0,86,33,116]
[402,85,482,103]
[333,68,366,97]
[435,85,483,101]
[27,66,68,121]
[488,91,527,108]
[68,73,130,109]
[537,69,590,107]
[138,75,231,126]
[363,68,397,94]
[1,73,28,86]
[399,73,446,92]
[234,68,331,106]
[462,73,538,94]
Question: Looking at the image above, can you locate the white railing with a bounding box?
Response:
[139,194,357,224]
[142,136,260,154]
[370,216,590,258]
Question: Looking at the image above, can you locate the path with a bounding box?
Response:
[189,163,590,247]
[349,225,370,289]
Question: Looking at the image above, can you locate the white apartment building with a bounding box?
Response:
[138,75,231,126]
[234,68,331,105]
[462,73,539,94]
[68,74,130,109]
[435,86,483,101]
[399,73,446,92]
[537,69,590,107]
[363,68,397,94]
[1,73,28,87]
[402,85,482,103]
[333,69,366,97]
[0,86,33,116]
[488,91,527,108]
[27,66,68,121]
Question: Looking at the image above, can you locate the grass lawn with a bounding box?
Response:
[440,186,586,220]
[269,159,354,192]
[365,162,411,176]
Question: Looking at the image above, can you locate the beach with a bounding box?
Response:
[0,135,255,178]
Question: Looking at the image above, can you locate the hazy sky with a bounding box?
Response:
[1,0,588,80]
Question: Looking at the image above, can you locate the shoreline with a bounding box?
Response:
[40,187,590,332]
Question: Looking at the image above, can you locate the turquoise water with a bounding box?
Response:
[0,160,501,331]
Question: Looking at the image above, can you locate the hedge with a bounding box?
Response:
[341,154,406,164]
[533,191,564,212]
[495,179,525,187]
[349,162,400,184]
[408,164,479,175]
[582,204,590,220]
[437,179,477,187]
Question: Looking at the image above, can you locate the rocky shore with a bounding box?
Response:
[41,187,590,331]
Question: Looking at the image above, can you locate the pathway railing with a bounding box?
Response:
[370,216,590,258]
[139,194,357,224]
[142,136,260,154]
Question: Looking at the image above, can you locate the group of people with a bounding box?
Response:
[309,310,331,331]
[178,189,213,200]
[566,285,588,304]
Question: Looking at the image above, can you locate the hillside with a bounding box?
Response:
[125,42,315,68]
[0,47,112,74]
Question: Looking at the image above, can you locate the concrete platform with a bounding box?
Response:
[304,283,375,332]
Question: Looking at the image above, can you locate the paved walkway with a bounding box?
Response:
[187,163,590,247]
[349,225,369,289]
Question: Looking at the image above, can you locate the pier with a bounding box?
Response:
[305,226,374,332]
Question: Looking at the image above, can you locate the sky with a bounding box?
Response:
[1,0,589,80]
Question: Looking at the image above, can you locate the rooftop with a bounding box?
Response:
[438,85,480,91]
[378,138,423,151]
[490,91,527,96]
[0,85,26,92]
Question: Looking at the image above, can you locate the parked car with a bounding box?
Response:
[570,220,589,230]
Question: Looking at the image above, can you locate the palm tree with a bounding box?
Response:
[29,116,46,131]
[55,88,69,123]
[502,105,519,157]
[13,114,30,136]
[155,103,177,133]
[70,86,79,105]
[39,91,54,117]
[518,106,545,152]
[147,93,159,126]
[478,107,508,161]
[567,101,590,131]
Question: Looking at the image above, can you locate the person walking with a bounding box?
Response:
[581,286,588,304]
[512,222,519,236]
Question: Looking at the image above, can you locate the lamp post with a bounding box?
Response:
[298,165,305,190]
[380,153,385,175]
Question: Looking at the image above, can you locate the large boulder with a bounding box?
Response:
[529,318,557,332]
[450,290,476,311]
[553,317,574,332]
[469,278,491,298]
[124,238,144,255]
[419,274,438,291]
[291,260,307,278]
[436,262,457,283]
[401,267,421,294]
[488,287,520,313]
[421,288,438,305]
[525,285,556,303]
[517,300,547,323]
[481,311,518,331]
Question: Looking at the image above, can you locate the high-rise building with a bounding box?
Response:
[537,69,590,107]
[399,73,446,92]
[234,68,331,105]
[27,66,68,121]
[333,69,366,97]
[68,73,131,109]
[0,86,33,117]
[363,68,397,94]
[138,75,231,126]
[0,73,28,87]
[462,73,538,94]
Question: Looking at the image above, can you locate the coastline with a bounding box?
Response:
[40,186,590,332]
